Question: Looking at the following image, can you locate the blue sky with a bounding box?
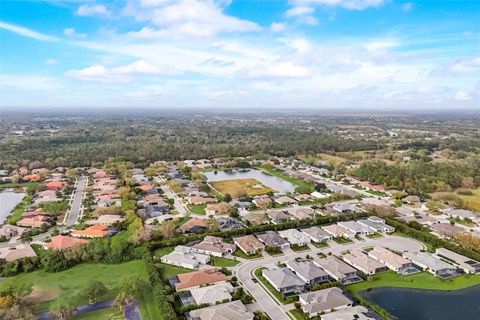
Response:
[0,0,479,109]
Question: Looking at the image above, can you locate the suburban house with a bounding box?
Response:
[403,251,458,278]
[186,300,254,320]
[177,218,209,234]
[322,224,353,239]
[286,260,329,285]
[189,196,217,205]
[171,268,229,291]
[368,246,417,275]
[188,282,234,306]
[16,215,52,228]
[442,208,478,220]
[287,207,315,220]
[0,244,36,262]
[278,229,311,246]
[316,257,361,284]
[357,218,395,233]
[233,235,265,255]
[44,235,88,251]
[0,224,25,240]
[338,221,374,235]
[342,249,388,275]
[301,226,332,243]
[217,217,243,231]
[267,210,292,224]
[262,268,305,295]
[275,196,297,206]
[191,236,236,257]
[45,180,63,191]
[252,197,272,208]
[295,194,313,202]
[320,306,375,320]
[256,231,290,249]
[311,191,330,199]
[138,194,169,208]
[205,202,231,215]
[299,287,353,316]
[71,225,115,238]
[434,248,480,274]
[330,201,362,214]
[430,223,465,238]
[161,246,210,269]
[138,204,170,219]
[85,214,125,226]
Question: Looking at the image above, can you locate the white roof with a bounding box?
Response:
[190,282,234,305]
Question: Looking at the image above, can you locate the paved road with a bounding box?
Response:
[235,235,424,320]
[65,176,87,226]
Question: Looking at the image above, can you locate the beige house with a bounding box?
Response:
[233,235,265,255]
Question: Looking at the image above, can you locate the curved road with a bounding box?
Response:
[235,235,424,320]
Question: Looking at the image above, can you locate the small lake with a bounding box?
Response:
[203,169,295,194]
[0,191,26,224]
[360,285,480,320]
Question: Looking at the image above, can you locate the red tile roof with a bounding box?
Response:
[44,235,88,250]
[71,225,111,238]
[135,184,155,191]
[175,268,229,291]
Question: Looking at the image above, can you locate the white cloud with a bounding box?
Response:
[244,62,311,79]
[291,0,384,11]
[123,0,260,38]
[454,91,471,101]
[0,74,60,90]
[65,65,114,82]
[64,28,87,38]
[286,6,315,17]
[270,22,287,32]
[45,58,58,65]
[76,4,109,17]
[0,21,58,42]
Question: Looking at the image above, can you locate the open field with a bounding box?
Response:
[1,261,148,313]
[431,188,480,212]
[188,203,207,214]
[347,270,480,293]
[317,153,347,166]
[211,178,274,197]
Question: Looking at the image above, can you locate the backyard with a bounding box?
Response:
[211,178,274,197]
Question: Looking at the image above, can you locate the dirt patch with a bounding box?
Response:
[211,178,274,197]
[25,286,59,305]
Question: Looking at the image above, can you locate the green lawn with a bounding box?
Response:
[71,307,123,320]
[333,236,353,244]
[233,249,263,259]
[0,182,39,193]
[289,309,305,320]
[157,263,191,281]
[1,261,148,313]
[210,256,240,267]
[367,233,383,239]
[188,204,207,214]
[347,270,480,293]
[137,285,163,320]
[6,194,32,224]
[290,244,310,252]
[153,247,174,258]
[312,241,329,248]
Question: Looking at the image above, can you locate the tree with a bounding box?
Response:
[156,220,177,239]
[223,193,232,203]
[49,296,75,320]
[114,276,144,311]
[208,218,220,232]
[82,280,107,304]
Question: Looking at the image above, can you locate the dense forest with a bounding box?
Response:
[352,160,480,195]
[0,117,381,168]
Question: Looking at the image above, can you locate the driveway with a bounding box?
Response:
[234,235,424,319]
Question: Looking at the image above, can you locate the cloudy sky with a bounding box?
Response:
[1,0,479,110]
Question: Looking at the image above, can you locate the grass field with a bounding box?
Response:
[188,204,207,214]
[158,263,191,280]
[210,256,240,267]
[6,194,32,224]
[431,188,480,212]
[289,309,306,320]
[1,261,148,313]
[153,247,174,257]
[211,178,274,197]
[71,307,123,320]
[233,249,263,259]
[317,153,347,166]
[347,270,480,293]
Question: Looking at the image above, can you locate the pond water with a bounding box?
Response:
[360,285,480,320]
[0,191,26,224]
[203,169,295,194]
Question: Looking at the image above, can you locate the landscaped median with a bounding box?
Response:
[253,267,298,305]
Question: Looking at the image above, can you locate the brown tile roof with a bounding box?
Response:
[175,268,229,291]
[177,217,208,233]
[71,225,111,238]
